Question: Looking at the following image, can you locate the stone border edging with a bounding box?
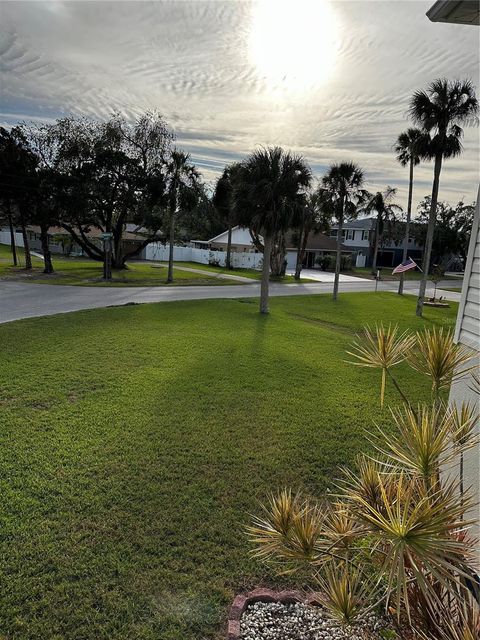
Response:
[227,588,320,640]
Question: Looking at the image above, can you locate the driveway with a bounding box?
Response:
[286,268,370,282]
[0,279,461,324]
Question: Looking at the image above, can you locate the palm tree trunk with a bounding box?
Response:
[167,210,175,283]
[7,205,18,266]
[295,226,306,280]
[21,221,32,270]
[40,225,54,274]
[167,186,177,283]
[372,215,380,274]
[226,222,232,269]
[416,153,442,317]
[398,157,414,295]
[260,233,272,314]
[333,206,344,301]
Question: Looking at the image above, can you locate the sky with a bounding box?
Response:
[1,0,479,213]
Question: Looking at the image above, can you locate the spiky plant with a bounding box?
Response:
[315,562,381,624]
[347,325,416,406]
[248,323,479,637]
[345,471,475,621]
[409,327,475,401]
[372,403,462,490]
[247,490,328,569]
[468,369,480,395]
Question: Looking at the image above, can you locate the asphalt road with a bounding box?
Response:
[0,279,461,324]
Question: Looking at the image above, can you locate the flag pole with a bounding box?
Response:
[410,256,423,273]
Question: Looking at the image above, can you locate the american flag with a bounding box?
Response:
[392,257,418,274]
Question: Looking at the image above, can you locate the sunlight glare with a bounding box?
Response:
[248,0,340,92]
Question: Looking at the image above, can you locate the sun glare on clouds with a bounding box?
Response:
[248,0,340,93]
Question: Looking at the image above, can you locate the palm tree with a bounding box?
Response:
[318,163,365,301]
[292,190,332,280]
[165,150,200,283]
[409,78,478,317]
[233,147,311,314]
[212,163,241,270]
[393,128,427,295]
[359,187,402,275]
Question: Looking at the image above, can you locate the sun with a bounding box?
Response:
[248,0,340,93]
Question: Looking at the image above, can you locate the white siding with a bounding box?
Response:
[449,188,480,561]
[454,194,480,351]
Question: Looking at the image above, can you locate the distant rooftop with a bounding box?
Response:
[331,217,376,230]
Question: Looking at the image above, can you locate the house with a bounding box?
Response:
[0,225,149,258]
[192,226,353,270]
[191,226,262,253]
[427,0,479,556]
[284,230,353,270]
[329,218,423,269]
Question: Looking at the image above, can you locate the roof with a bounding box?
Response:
[285,230,350,252]
[427,0,479,25]
[331,217,376,230]
[208,225,240,243]
[27,225,149,242]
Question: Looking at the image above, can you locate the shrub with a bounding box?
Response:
[248,326,479,636]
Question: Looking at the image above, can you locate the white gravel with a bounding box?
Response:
[240,601,387,640]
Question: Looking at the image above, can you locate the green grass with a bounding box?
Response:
[0,293,457,639]
[440,286,462,293]
[348,266,461,282]
[0,244,238,287]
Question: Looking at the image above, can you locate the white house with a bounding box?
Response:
[191,226,262,253]
[427,0,480,556]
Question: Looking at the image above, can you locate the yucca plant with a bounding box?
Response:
[408,327,475,401]
[347,325,416,406]
[371,403,469,491]
[248,323,479,637]
[314,561,382,624]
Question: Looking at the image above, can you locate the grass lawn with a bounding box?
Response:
[166,261,315,283]
[0,244,237,287]
[347,266,461,282]
[0,293,457,639]
[441,286,463,293]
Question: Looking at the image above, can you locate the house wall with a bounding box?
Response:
[448,190,479,560]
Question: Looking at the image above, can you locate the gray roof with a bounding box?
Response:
[331,217,376,230]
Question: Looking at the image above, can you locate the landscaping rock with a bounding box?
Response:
[239,601,386,640]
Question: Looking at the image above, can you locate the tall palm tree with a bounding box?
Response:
[393,128,426,295]
[409,78,478,317]
[359,186,402,274]
[165,149,200,283]
[233,147,311,314]
[318,163,365,301]
[213,163,241,270]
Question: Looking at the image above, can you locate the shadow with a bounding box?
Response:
[251,309,269,357]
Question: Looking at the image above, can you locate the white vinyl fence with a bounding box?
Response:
[144,243,263,270]
[0,230,24,247]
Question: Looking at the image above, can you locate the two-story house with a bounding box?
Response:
[329,217,423,269]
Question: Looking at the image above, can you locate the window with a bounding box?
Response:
[329,229,337,237]
[361,230,370,241]
[346,230,355,241]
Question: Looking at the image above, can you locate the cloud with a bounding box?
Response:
[0,0,478,207]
